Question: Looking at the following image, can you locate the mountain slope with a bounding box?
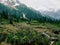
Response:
[0,0,59,23]
[0,1,42,20]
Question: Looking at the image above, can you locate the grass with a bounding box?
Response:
[0,20,60,45]
[0,29,50,45]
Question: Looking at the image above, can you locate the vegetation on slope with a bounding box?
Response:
[0,20,60,45]
[0,3,60,45]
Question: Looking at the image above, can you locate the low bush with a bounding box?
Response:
[0,30,50,45]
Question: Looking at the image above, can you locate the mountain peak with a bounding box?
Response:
[0,0,20,7]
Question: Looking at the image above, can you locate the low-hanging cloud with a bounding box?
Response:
[18,0,60,11]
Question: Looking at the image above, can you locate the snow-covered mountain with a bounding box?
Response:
[0,0,21,9]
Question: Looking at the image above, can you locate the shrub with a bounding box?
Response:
[3,30,50,45]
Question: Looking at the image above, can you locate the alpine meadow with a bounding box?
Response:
[0,0,60,45]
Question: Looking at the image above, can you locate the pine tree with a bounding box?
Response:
[2,11,8,19]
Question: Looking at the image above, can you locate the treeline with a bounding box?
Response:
[37,15,60,24]
[0,3,60,24]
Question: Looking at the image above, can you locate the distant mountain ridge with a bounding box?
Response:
[40,10,60,19]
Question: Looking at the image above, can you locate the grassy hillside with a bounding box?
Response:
[0,3,60,45]
[0,19,60,45]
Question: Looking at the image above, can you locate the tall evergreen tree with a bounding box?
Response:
[2,11,8,19]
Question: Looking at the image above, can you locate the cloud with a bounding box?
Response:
[19,0,60,11]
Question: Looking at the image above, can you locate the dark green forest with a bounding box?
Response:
[0,3,60,45]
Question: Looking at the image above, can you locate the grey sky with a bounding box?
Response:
[19,0,60,11]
